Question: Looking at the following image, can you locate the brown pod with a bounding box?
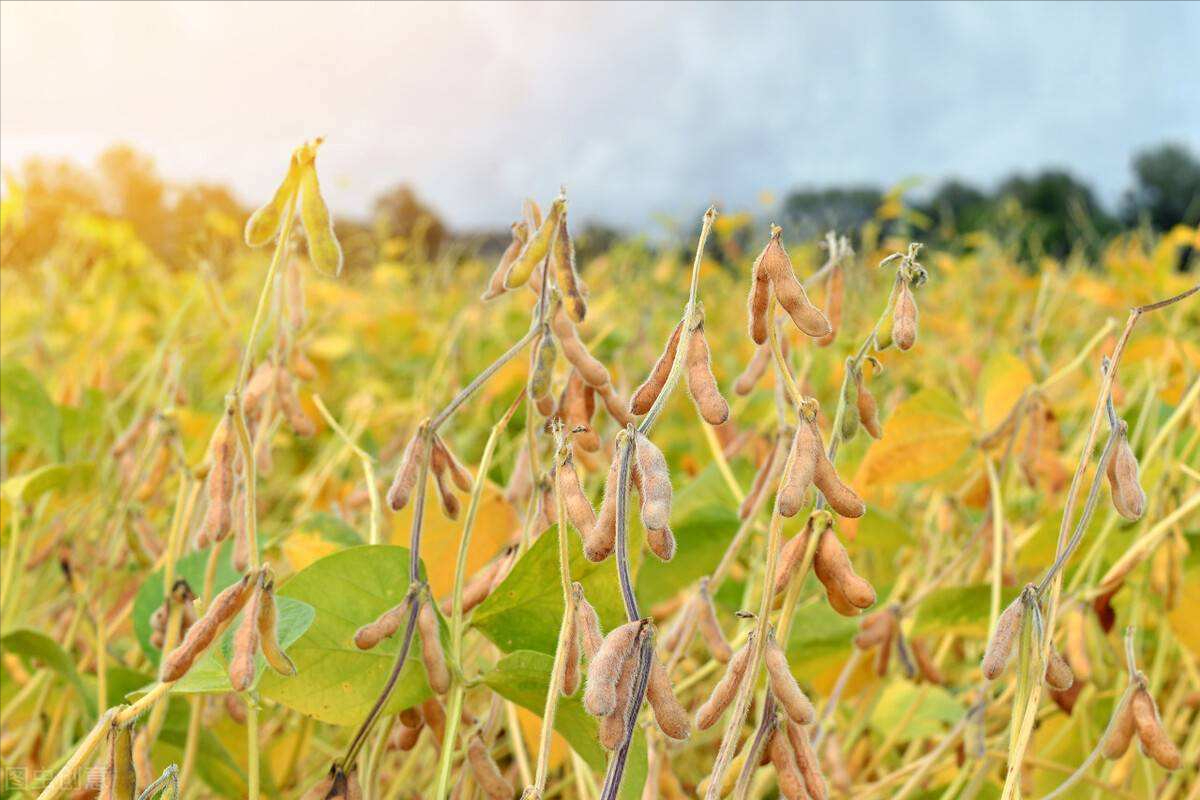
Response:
[445,559,502,616]
[773,520,813,598]
[275,368,316,436]
[892,282,918,351]
[740,438,781,521]
[392,722,422,752]
[1131,689,1181,769]
[504,445,532,508]
[231,490,250,572]
[482,221,528,301]
[596,382,635,427]
[429,446,461,521]
[853,610,893,650]
[811,420,865,518]
[734,342,772,396]
[433,436,473,492]
[765,634,815,724]
[785,720,829,800]
[766,728,808,800]
[1106,426,1146,521]
[646,655,690,740]
[354,600,410,650]
[553,215,588,323]
[813,527,875,610]
[562,606,582,696]
[685,319,730,425]
[387,432,425,511]
[559,369,600,452]
[257,576,296,676]
[631,320,683,415]
[981,596,1025,680]
[1044,648,1074,691]
[556,454,597,537]
[760,227,832,339]
[856,375,883,439]
[134,441,171,502]
[599,653,636,750]
[421,698,447,745]
[815,265,844,348]
[911,638,945,685]
[101,723,136,800]
[202,411,236,544]
[467,735,515,800]
[229,575,265,692]
[550,305,611,389]
[696,580,732,663]
[585,620,640,717]
[873,622,896,676]
[225,692,248,724]
[574,583,605,658]
[696,636,754,730]
[778,422,819,518]
[242,363,276,421]
[418,600,450,694]
[633,433,674,551]
[584,449,624,562]
[162,573,254,682]
[747,243,773,345]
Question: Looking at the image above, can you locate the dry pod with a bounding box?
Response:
[685,314,730,425]
[429,434,469,520]
[562,603,581,696]
[574,583,605,658]
[815,264,844,348]
[773,514,819,597]
[695,579,733,663]
[556,453,597,537]
[257,572,296,677]
[1044,648,1074,691]
[387,430,426,511]
[504,445,533,509]
[1105,421,1146,520]
[445,558,503,616]
[633,433,675,560]
[838,361,860,441]
[242,362,277,421]
[1100,694,1137,760]
[558,369,600,452]
[418,599,450,694]
[550,304,612,389]
[200,410,236,546]
[552,214,588,322]
[766,727,808,800]
[598,646,637,750]
[981,595,1025,680]
[785,720,829,800]
[482,221,528,301]
[354,600,411,650]
[631,320,682,415]
[892,281,918,351]
[812,526,875,614]
[734,342,772,396]
[810,418,865,518]
[1131,688,1180,769]
[646,655,690,740]
[856,367,883,439]
[911,638,945,685]
[276,367,316,437]
[505,196,565,289]
[778,420,819,518]
[467,735,514,800]
[765,632,815,724]
[585,447,625,562]
[584,620,640,717]
[696,635,754,730]
[162,572,255,682]
[229,572,265,691]
[755,226,832,339]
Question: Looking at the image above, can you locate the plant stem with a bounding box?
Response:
[312,394,381,544]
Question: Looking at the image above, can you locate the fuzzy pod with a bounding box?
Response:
[772,522,813,598]
[162,573,255,682]
[596,382,635,427]
[392,722,422,752]
[562,607,582,696]
[765,634,815,724]
[892,282,918,351]
[874,621,897,676]
[813,527,875,612]
[981,596,1025,680]
[584,450,623,562]
[839,363,860,441]
[696,636,754,730]
[811,420,866,518]
[815,265,844,348]
[467,735,514,800]
[101,723,136,800]
[445,559,502,616]
[685,319,730,425]
[747,249,773,345]
[224,692,248,724]
[760,228,832,339]
[1044,648,1074,692]
[559,369,601,451]
[387,432,426,512]
[734,342,772,396]
[354,601,410,650]
[696,580,733,663]
[856,374,883,439]
[430,452,461,521]
[1106,426,1146,521]
[421,698,448,746]
[528,330,558,401]
[778,422,820,518]
[574,583,605,658]
[201,412,236,544]
[911,638,945,685]
[1131,689,1181,769]
[785,720,829,800]
[599,651,637,750]
[633,433,674,544]
[228,575,265,692]
[646,655,691,740]
[553,215,588,323]
[418,600,450,694]
[853,609,893,650]
[257,576,296,677]
[504,197,564,289]
[766,728,808,800]
[291,348,318,382]
[522,197,543,231]
[740,437,782,521]
[482,221,528,301]
[631,320,683,415]
[584,620,641,717]
[550,305,612,389]
[433,436,473,492]
[556,454,597,538]
[275,367,316,437]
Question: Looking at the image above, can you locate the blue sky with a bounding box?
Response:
[2,1,1197,229]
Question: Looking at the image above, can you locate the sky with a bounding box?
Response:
[2,1,1198,230]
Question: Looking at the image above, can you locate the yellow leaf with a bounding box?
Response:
[516,704,568,769]
[390,479,519,599]
[1168,565,1200,658]
[283,530,340,573]
[855,389,973,488]
[979,352,1033,432]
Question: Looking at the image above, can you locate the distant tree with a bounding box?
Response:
[921,179,993,237]
[95,145,172,256]
[780,187,882,242]
[372,184,447,260]
[996,170,1115,259]
[1121,143,1200,230]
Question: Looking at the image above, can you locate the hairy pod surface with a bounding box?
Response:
[815,265,844,348]
[685,318,730,425]
[556,453,597,537]
[767,728,808,800]
[1043,648,1074,691]
[778,421,819,518]
[562,607,582,696]
[758,227,832,339]
[785,720,829,800]
[481,221,527,301]
[553,214,588,323]
[696,636,754,730]
[811,419,866,518]
[418,599,450,694]
[551,304,612,389]
[162,572,254,682]
[646,655,691,740]
[1131,689,1180,769]
[467,735,514,799]
[387,432,425,511]
[812,527,875,611]
[734,342,772,396]
[1106,426,1146,520]
[504,196,564,289]
[584,620,640,717]
[856,373,883,439]
[574,583,605,659]
[202,411,236,544]
[257,576,296,676]
[765,634,815,724]
[981,596,1025,680]
[354,600,410,650]
[631,320,683,415]
[228,575,265,692]
[633,433,674,557]
[892,281,919,351]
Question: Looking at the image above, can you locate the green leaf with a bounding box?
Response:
[868,680,964,741]
[60,389,107,457]
[0,361,62,458]
[484,650,647,800]
[1,461,94,505]
[0,628,94,716]
[635,464,742,611]
[846,507,914,565]
[473,526,626,655]
[911,584,1021,638]
[134,548,241,666]
[258,545,433,726]
[784,595,861,669]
